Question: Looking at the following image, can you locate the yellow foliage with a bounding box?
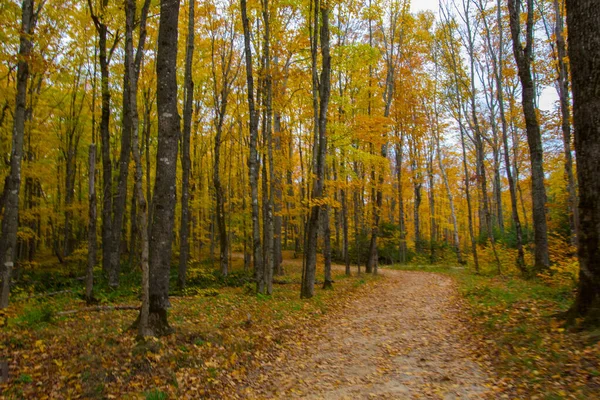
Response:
[538,235,579,287]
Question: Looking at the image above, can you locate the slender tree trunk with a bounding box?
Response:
[240,0,263,290]
[88,0,115,281]
[322,204,333,288]
[120,0,151,337]
[435,133,462,264]
[261,0,275,293]
[178,0,194,289]
[0,0,36,308]
[508,0,550,272]
[395,140,407,263]
[427,143,436,264]
[341,157,350,275]
[483,2,526,272]
[86,145,97,303]
[553,0,578,246]
[110,58,133,287]
[214,121,228,276]
[273,114,283,276]
[302,0,331,298]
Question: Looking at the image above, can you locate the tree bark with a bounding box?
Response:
[86,144,97,303]
[553,0,578,247]
[178,0,194,289]
[146,0,181,336]
[508,0,550,272]
[565,0,600,324]
[301,0,331,299]
[88,0,115,281]
[240,0,263,291]
[1,0,36,309]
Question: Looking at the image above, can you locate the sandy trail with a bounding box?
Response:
[242,269,495,399]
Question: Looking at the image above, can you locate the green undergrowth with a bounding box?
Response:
[387,263,599,399]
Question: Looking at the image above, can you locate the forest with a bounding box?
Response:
[1,0,599,398]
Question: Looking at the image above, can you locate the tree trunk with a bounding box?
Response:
[146,0,180,336]
[565,0,600,324]
[553,0,578,247]
[178,0,194,289]
[86,145,97,303]
[240,0,263,290]
[88,0,115,281]
[0,0,36,309]
[214,123,228,276]
[302,0,331,299]
[508,0,550,272]
[322,204,333,289]
[395,140,407,263]
[261,0,274,294]
[341,162,350,275]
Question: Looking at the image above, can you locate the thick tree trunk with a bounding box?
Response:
[508,0,550,272]
[565,0,600,324]
[146,0,180,336]
[0,0,35,308]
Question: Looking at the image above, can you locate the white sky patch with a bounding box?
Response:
[411,0,439,13]
[539,86,559,112]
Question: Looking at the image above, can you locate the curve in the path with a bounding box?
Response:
[243,269,494,399]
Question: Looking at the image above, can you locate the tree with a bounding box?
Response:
[88,0,119,284]
[301,0,331,299]
[507,0,550,273]
[178,0,195,289]
[240,0,264,292]
[0,0,40,308]
[143,0,181,336]
[565,0,600,324]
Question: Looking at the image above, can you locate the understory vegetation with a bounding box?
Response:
[0,255,380,399]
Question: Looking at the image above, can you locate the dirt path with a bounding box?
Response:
[242,269,495,399]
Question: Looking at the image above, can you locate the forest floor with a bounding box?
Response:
[2,255,599,399]
[240,267,497,399]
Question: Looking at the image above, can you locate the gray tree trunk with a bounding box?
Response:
[86,144,97,303]
[301,0,331,298]
[553,0,578,247]
[88,0,114,281]
[122,0,151,337]
[0,0,36,309]
[178,0,194,289]
[240,0,263,290]
[508,0,550,272]
[146,0,181,336]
